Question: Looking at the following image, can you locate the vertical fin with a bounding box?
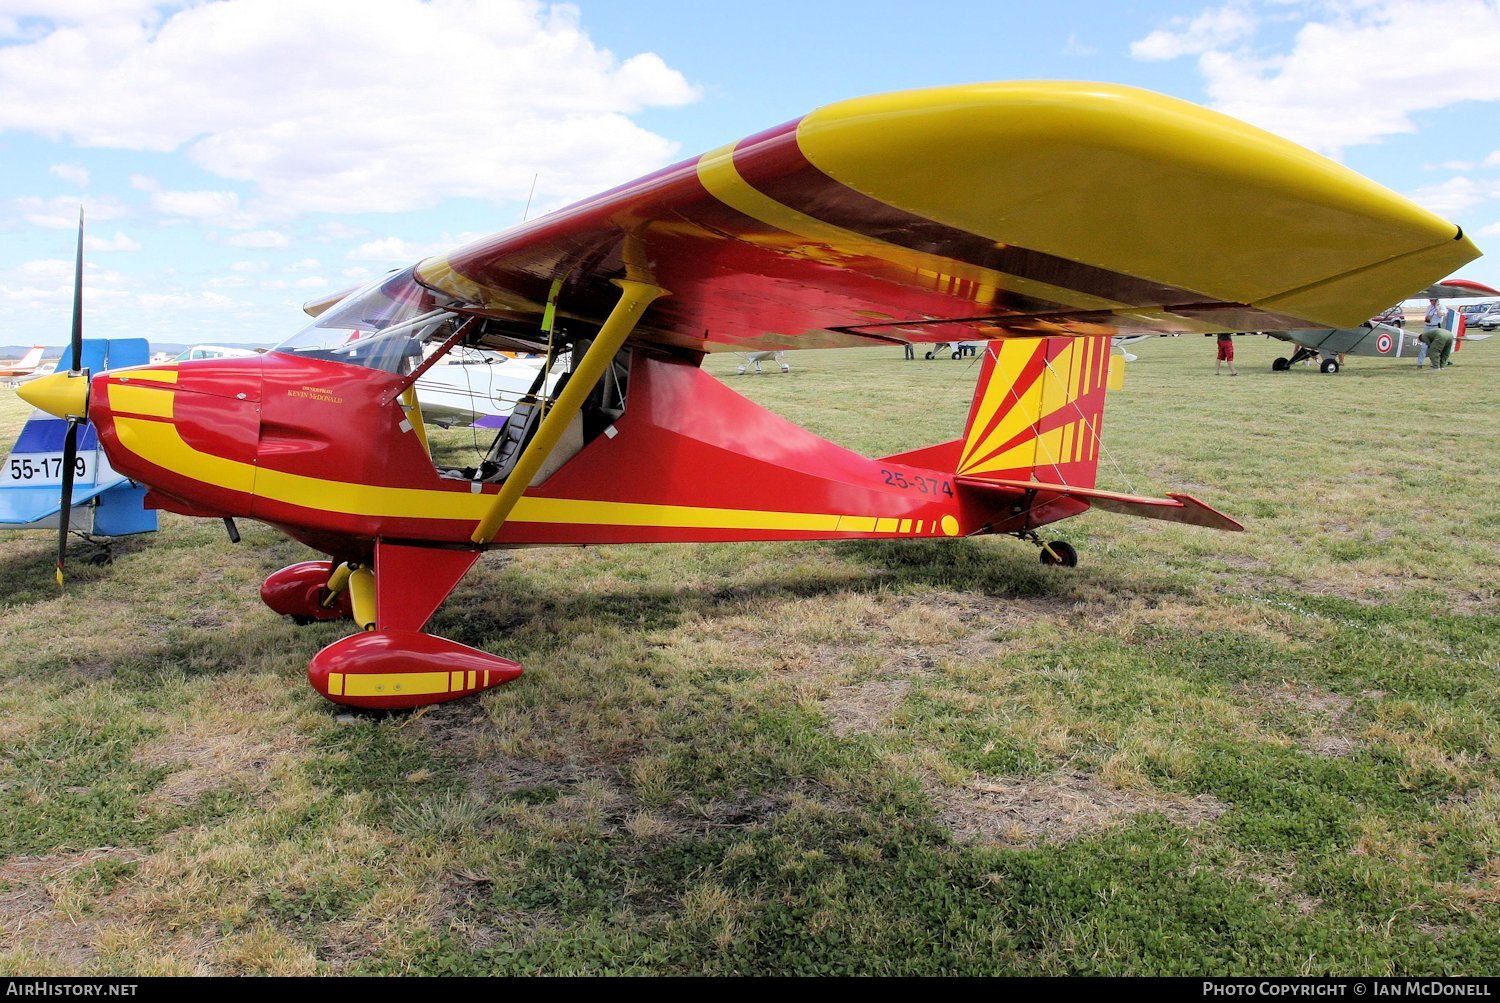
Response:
[953,335,1110,489]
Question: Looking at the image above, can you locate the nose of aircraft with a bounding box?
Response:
[16,370,90,420]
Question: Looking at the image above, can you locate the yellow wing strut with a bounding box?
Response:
[469,277,668,545]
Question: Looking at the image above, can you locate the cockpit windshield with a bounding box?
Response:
[273,267,458,374]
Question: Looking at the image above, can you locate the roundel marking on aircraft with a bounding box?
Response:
[1376,332,1393,354]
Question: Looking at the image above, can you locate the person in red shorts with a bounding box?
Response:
[1215,332,1239,375]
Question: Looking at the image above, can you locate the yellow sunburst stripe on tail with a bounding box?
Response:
[962,426,1070,477]
[959,340,1048,473]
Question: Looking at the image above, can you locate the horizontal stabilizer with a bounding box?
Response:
[0,481,115,528]
[957,476,1243,532]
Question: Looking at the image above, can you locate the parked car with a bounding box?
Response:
[1462,301,1499,330]
[1454,302,1500,331]
[1370,304,1405,327]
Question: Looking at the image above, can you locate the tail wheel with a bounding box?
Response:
[1272,357,1290,371]
[1039,540,1078,568]
[1320,358,1340,374]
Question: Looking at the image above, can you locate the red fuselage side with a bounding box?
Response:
[87,350,1056,560]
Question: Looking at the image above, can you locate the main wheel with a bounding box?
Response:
[1272,357,1290,371]
[1039,540,1078,567]
[1320,358,1340,374]
[924,351,934,360]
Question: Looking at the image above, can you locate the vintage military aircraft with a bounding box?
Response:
[1266,278,1499,372]
[19,82,1480,711]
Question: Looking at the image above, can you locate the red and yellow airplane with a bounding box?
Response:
[20,83,1481,711]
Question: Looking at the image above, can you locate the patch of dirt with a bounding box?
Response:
[0,847,145,971]
[435,870,559,953]
[404,701,611,799]
[1254,685,1359,758]
[822,680,910,737]
[1306,735,1356,758]
[135,733,276,807]
[934,770,1228,848]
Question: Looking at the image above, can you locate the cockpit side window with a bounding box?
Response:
[273,267,457,374]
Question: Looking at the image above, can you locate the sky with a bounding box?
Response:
[2,0,1499,348]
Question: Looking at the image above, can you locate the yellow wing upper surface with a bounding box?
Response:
[417,82,1479,352]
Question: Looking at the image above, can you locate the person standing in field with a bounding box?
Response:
[1417,297,1441,368]
[1215,332,1238,375]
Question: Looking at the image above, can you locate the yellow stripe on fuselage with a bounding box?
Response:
[111,414,926,537]
[108,384,176,419]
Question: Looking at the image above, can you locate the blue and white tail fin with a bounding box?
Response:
[0,338,157,535]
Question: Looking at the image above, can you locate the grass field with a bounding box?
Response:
[1,333,1496,975]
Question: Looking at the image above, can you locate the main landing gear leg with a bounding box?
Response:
[1273,346,1318,372]
[305,541,521,711]
[1019,529,1079,568]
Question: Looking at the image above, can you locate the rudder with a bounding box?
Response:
[954,335,1115,489]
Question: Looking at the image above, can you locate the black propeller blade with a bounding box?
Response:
[57,208,85,586]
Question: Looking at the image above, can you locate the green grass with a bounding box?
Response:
[0,335,1496,975]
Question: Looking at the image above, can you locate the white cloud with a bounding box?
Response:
[49,163,89,186]
[262,276,328,290]
[1407,176,1500,215]
[1062,33,1099,57]
[1130,1,1500,156]
[1478,220,1500,237]
[84,230,141,252]
[224,229,290,248]
[1131,4,1256,60]
[1484,151,1500,169]
[284,258,321,271]
[315,221,366,242]
[148,188,261,229]
[0,256,131,314]
[349,233,484,261]
[11,194,129,228]
[0,0,700,216]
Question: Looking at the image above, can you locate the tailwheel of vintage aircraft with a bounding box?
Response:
[1272,357,1291,371]
[260,560,354,625]
[307,631,523,710]
[1039,540,1079,567]
[1320,358,1340,374]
